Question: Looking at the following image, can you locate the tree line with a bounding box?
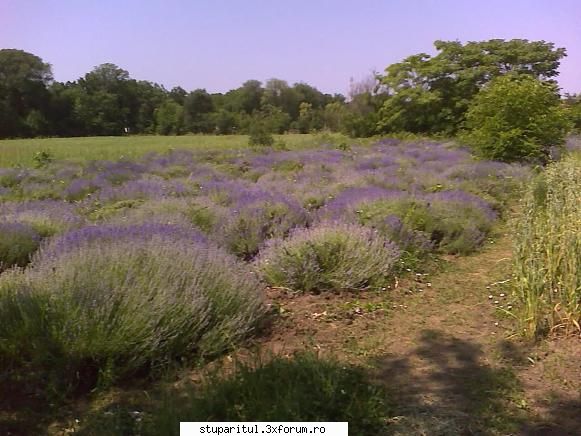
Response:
[0,51,351,138]
[1,39,580,159]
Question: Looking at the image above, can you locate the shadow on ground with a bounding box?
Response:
[372,329,580,435]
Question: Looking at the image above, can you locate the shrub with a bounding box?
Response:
[32,150,54,168]
[0,222,41,269]
[358,192,496,255]
[0,200,83,236]
[512,154,580,337]
[256,222,400,293]
[0,226,266,396]
[248,125,275,147]
[146,353,389,436]
[221,200,308,259]
[462,74,571,162]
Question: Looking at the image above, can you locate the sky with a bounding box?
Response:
[1,0,580,95]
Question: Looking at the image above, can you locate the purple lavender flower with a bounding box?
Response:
[95,178,191,203]
[256,222,400,293]
[40,223,208,260]
[427,190,497,221]
[317,187,408,222]
[0,200,84,235]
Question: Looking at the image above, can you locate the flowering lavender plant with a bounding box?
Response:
[0,233,266,394]
[256,222,400,293]
[0,222,41,269]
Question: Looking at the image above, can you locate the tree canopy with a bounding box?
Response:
[377,39,567,134]
[0,49,53,137]
[0,40,575,145]
[462,74,570,162]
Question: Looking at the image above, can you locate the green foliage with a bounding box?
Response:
[147,353,390,436]
[378,39,566,134]
[342,111,379,137]
[358,197,493,255]
[256,223,400,293]
[32,150,54,168]
[187,204,217,233]
[221,202,305,259]
[183,89,215,133]
[0,224,40,270]
[462,74,571,162]
[248,121,275,147]
[0,49,53,138]
[211,109,237,134]
[512,154,580,337]
[155,100,184,135]
[323,101,350,131]
[0,47,347,138]
[87,199,145,221]
[563,94,581,132]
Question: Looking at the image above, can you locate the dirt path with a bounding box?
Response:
[265,233,581,435]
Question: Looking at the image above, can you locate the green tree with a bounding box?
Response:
[295,102,314,133]
[462,74,571,162]
[183,89,215,133]
[0,49,53,137]
[223,80,264,114]
[323,101,350,132]
[155,99,184,135]
[563,94,581,132]
[74,63,133,135]
[341,74,384,137]
[378,39,567,134]
[168,86,187,105]
[212,109,238,134]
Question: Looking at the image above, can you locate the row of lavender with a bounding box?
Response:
[0,139,530,395]
[1,139,529,265]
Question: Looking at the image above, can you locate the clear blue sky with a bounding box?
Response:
[1,0,580,95]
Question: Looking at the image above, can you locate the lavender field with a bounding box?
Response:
[0,139,530,275]
[0,137,546,434]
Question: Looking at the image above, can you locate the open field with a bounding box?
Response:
[1,136,580,434]
[0,133,353,167]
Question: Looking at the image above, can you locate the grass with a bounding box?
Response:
[0,133,350,167]
[71,353,391,436]
[512,152,581,337]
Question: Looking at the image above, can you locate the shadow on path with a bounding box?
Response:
[372,329,580,435]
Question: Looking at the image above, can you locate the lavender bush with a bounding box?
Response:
[0,200,84,236]
[256,222,400,293]
[357,193,496,255]
[0,231,266,394]
[0,222,41,270]
[213,189,309,259]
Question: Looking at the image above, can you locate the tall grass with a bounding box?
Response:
[512,154,580,337]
